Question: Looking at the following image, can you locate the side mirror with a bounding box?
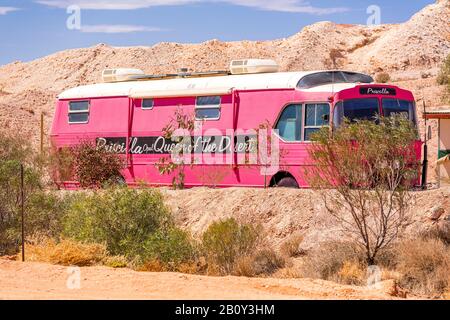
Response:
[322,114,330,123]
[427,125,432,140]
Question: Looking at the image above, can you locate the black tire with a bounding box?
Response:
[275,177,299,188]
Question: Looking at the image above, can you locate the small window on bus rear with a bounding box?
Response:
[142,99,154,110]
[68,101,89,124]
[195,96,221,120]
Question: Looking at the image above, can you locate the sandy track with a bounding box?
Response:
[0,259,400,300]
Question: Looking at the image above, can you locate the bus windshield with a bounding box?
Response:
[333,98,380,126]
[334,98,418,128]
[382,98,417,124]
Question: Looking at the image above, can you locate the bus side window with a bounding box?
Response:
[304,103,330,141]
[275,104,302,142]
[195,96,221,120]
[142,99,154,110]
[68,101,89,124]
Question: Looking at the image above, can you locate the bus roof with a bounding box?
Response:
[58,70,373,100]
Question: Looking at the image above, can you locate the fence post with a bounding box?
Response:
[40,112,44,154]
[20,163,25,262]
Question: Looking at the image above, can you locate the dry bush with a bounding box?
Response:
[444,287,450,300]
[421,223,450,245]
[103,255,128,268]
[381,269,402,282]
[376,72,391,83]
[138,259,166,272]
[24,239,106,266]
[233,256,255,277]
[138,258,205,274]
[338,261,365,285]
[177,260,207,275]
[307,117,418,264]
[273,266,302,279]
[234,249,285,277]
[395,238,450,296]
[301,241,366,284]
[280,234,304,257]
[328,49,345,68]
[250,249,285,276]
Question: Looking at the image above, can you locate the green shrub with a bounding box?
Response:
[62,187,172,259]
[201,218,261,275]
[0,131,46,255]
[24,191,70,239]
[143,227,198,270]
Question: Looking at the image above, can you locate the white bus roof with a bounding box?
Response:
[58,71,372,100]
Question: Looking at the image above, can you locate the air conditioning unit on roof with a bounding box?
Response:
[102,68,145,83]
[229,59,279,75]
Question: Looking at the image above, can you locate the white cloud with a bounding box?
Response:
[36,0,349,15]
[225,0,348,14]
[36,1,196,10]
[0,7,20,15]
[80,24,163,33]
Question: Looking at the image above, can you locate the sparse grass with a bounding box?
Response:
[280,234,304,257]
[395,238,450,296]
[24,238,106,266]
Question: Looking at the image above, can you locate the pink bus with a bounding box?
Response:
[51,59,421,188]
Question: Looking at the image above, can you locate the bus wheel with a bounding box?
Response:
[276,177,299,188]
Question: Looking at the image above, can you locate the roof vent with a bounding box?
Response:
[229,59,279,75]
[102,68,145,83]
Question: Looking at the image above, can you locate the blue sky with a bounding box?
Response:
[0,0,435,65]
